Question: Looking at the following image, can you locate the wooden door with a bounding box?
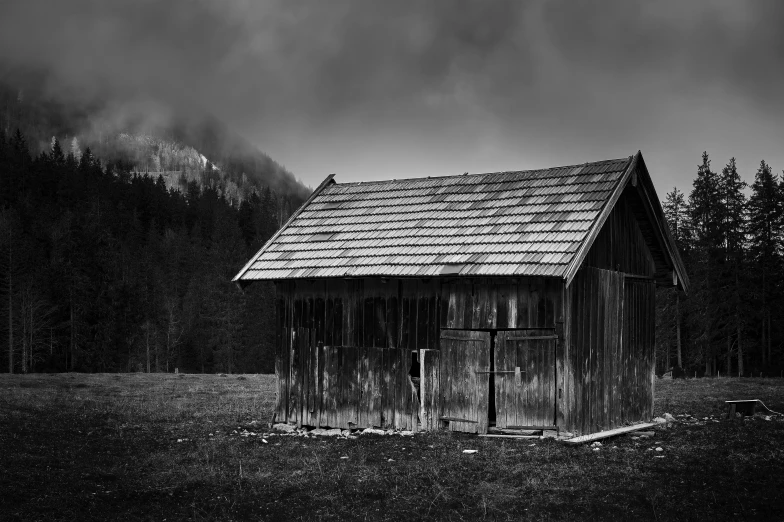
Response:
[439,329,490,434]
[495,330,557,428]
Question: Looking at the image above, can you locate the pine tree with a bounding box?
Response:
[689,152,723,375]
[747,161,783,369]
[662,187,690,369]
[717,158,747,376]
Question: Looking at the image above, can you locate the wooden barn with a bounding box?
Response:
[234,151,688,436]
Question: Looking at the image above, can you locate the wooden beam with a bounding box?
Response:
[623,273,654,281]
[507,425,558,430]
[561,422,657,444]
[440,417,478,424]
[478,434,541,439]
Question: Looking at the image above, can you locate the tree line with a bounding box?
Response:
[656,153,784,377]
[0,129,303,374]
[3,128,782,377]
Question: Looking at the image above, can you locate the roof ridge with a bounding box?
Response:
[330,157,631,187]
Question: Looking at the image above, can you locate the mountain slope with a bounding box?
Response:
[0,70,310,203]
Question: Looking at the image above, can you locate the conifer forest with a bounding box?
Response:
[1,130,783,377]
[656,153,784,378]
[0,129,304,374]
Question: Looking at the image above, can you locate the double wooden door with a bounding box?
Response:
[439,329,557,434]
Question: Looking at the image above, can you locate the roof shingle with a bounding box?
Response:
[235,157,633,280]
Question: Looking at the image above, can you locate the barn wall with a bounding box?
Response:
[274,276,564,430]
[439,277,563,330]
[274,278,428,430]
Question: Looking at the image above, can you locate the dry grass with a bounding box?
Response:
[2,374,784,521]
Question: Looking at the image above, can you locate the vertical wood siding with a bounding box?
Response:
[273,276,563,430]
[582,194,655,277]
[439,329,490,434]
[564,266,655,435]
[439,277,562,330]
[495,330,557,428]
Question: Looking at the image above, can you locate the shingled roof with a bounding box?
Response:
[234,152,686,288]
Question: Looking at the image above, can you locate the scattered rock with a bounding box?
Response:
[340,456,348,459]
[591,441,602,447]
[462,449,478,454]
[273,423,296,433]
[654,413,676,424]
[655,447,663,452]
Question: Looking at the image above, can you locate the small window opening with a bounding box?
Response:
[409,350,421,404]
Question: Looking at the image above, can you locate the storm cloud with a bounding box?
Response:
[1,0,783,190]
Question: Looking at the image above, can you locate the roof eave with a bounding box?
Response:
[232,173,336,287]
[633,155,690,294]
[562,151,690,294]
[563,153,637,287]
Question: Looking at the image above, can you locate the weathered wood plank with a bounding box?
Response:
[387,295,398,348]
[518,279,530,328]
[478,434,541,439]
[555,320,565,429]
[363,296,374,348]
[508,284,518,329]
[379,347,391,428]
[333,297,343,347]
[287,328,297,424]
[462,284,473,329]
[374,296,386,348]
[496,284,508,328]
[495,331,507,429]
[417,294,428,351]
[563,422,657,445]
[428,294,438,350]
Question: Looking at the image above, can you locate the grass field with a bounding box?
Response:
[2,374,784,521]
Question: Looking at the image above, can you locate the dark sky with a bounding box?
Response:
[2,0,783,195]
